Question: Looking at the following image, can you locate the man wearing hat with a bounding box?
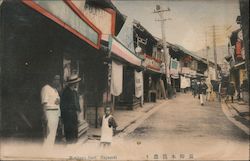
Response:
[60,74,81,143]
[41,75,61,147]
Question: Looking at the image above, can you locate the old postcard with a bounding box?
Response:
[0,0,249,160]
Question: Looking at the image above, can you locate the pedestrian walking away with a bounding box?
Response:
[198,79,208,106]
[100,106,117,147]
[226,81,235,103]
[60,74,81,144]
[41,75,61,147]
[191,80,198,98]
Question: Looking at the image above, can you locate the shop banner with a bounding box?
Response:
[170,58,179,78]
[235,41,242,58]
[181,67,191,74]
[180,76,190,89]
[24,0,100,48]
[189,70,197,76]
[144,57,161,73]
[180,76,185,89]
[186,77,191,88]
[111,61,123,96]
[134,71,143,98]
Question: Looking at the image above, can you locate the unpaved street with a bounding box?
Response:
[118,93,249,160]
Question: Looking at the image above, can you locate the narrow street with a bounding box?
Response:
[1,93,249,160]
[1,1,249,160]
[112,93,249,160]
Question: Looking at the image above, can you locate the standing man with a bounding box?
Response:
[41,75,61,147]
[60,75,81,143]
[198,79,208,106]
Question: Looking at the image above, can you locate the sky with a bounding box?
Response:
[113,0,241,53]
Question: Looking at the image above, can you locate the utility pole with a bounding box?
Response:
[153,5,170,85]
[212,25,218,80]
[205,32,210,80]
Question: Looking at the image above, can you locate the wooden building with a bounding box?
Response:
[0,0,107,139]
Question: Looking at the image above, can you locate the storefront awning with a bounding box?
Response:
[196,73,207,78]
[112,38,142,66]
[171,74,179,79]
[146,66,162,74]
[102,35,142,67]
[234,61,245,68]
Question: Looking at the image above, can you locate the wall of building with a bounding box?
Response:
[72,0,113,35]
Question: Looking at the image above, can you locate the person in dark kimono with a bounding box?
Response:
[226,82,235,103]
[60,75,81,143]
[191,80,198,98]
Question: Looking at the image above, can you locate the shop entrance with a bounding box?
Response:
[1,1,104,138]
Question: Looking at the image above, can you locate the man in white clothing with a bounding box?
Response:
[41,75,61,147]
[198,79,208,106]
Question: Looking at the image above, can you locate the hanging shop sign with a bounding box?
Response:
[241,47,245,60]
[235,40,242,59]
[181,67,191,74]
[238,30,243,40]
[180,76,191,89]
[189,70,197,76]
[111,61,123,96]
[22,0,101,49]
[170,58,179,76]
[144,55,162,73]
[190,60,198,70]
[181,67,197,78]
[134,71,143,98]
[207,67,216,80]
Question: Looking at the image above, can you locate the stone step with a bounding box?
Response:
[78,121,89,137]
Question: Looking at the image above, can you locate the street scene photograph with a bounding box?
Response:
[0,0,249,160]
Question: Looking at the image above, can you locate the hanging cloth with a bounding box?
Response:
[111,61,123,96]
[134,71,143,98]
[180,76,186,89]
[186,77,191,88]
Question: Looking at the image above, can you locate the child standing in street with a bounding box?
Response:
[100,107,117,147]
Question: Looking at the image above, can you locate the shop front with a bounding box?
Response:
[0,1,103,139]
[109,37,143,110]
[142,55,166,102]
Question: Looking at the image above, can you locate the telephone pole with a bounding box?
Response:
[153,4,170,84]
[205,32,210,81]
[212,25,218,80]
